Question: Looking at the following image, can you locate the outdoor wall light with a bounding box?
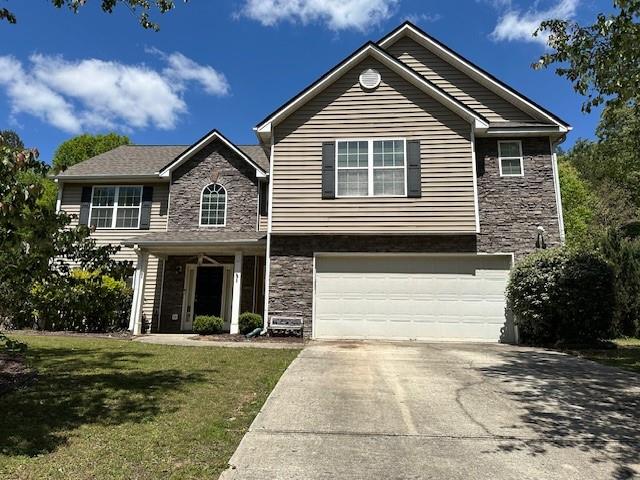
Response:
[535,225,547,249]
[175,265,183,275]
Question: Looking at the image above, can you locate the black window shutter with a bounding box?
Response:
[321,142,336,199]
[139,186,153,230]
[79,186,92,226]
[406,140,421,198]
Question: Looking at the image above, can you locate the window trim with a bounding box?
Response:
[498,140,524,177]
[334,138,408,198]
[199,183,227,227]
[89,185,143,230]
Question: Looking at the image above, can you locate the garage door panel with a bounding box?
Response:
[314,255,513,342]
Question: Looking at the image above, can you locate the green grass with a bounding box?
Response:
[571,338,640,374]
[0,334,300,479]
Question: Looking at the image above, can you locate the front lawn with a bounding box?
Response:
[0,335,299,479]
[569,338,640,374]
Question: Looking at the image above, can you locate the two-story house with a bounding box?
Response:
[53,22,569,343]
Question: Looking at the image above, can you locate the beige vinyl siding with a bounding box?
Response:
[259,215,268,231]
[271,57,477,234]
[60,182,169,320]
[386,36,535,123]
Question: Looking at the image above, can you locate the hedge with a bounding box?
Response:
[506,248,615,345]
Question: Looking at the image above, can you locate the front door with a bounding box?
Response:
[181,265,226,331]
[193,267,224,318]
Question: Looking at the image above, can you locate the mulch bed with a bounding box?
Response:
[0,353,37,396]
[193,333,304,344]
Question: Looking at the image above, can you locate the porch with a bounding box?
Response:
[123,232,266,335]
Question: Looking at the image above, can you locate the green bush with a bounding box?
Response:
[30,269,132,332]
[239,312,263,335]
[192,315,224,335]
[0,332,27,355]
[506,248,615,345]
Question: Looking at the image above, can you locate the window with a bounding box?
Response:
[90,186,142,229]
[336,139,406,197]
[498,141,524,177]
[200,184,226,226]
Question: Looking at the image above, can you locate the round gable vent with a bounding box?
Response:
[359,68,381,90]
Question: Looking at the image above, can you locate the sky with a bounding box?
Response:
[0,0,612,163]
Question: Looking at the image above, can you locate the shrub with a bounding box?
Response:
[239,312,263,335]
[597,230,640,337]
[30,270,133,332]
[193,315,224,335]
[0,332,27,355]
[506,248,615,345]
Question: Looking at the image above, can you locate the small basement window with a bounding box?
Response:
[498,141,524,177]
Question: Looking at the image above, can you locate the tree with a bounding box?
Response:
[1,0,183,31]
[558,161,595,245]
[0,130,24,150]
[0,140,133,329]
[534,0,640,112]
[52,133,130,173]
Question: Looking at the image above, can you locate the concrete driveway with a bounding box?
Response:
[221,342,640,479]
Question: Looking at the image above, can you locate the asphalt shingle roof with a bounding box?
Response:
[56,143,269,178]
[122,231,266,247]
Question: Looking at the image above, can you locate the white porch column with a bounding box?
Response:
[128,248,149,335]
[230,251,243,334]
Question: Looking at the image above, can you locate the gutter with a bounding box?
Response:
[49,174,169,183]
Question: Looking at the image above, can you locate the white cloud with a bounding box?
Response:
[0,51,229,134]
[490,0,579,45]
[238,0,398,31]
[146,47,230,96]
[404,12,442,25]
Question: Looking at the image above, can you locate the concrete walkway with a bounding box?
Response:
[133,333,301,349]
[221,341,640,480]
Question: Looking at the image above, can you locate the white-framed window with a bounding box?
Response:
[200,183,227,226]
[498,140,524,177]
[336,139,407,197]
[89,185,142,229]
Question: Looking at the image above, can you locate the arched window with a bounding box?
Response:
[200,184,226,226]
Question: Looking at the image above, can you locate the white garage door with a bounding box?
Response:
[314,255,513,342]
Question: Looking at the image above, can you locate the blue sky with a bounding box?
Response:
[0,0,611,163]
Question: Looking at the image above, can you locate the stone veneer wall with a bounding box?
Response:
[475,136,561,258]
[268,235,477,338]
[168,140,259,232]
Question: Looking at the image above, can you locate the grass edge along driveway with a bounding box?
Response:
[567,338,640,375]
[0,334,299,480]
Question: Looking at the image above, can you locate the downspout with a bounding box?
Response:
[549,137,566,244]
[55,179,63,213]
[262,129,275,335]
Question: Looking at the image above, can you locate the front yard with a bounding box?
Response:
[0,335,299,479]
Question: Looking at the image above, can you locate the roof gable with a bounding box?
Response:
[255,41,489,142]
[378,22,570,130]
[159,129,267,178]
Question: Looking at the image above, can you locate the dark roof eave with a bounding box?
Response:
[51,174,167,181]
[122,238,267,248]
